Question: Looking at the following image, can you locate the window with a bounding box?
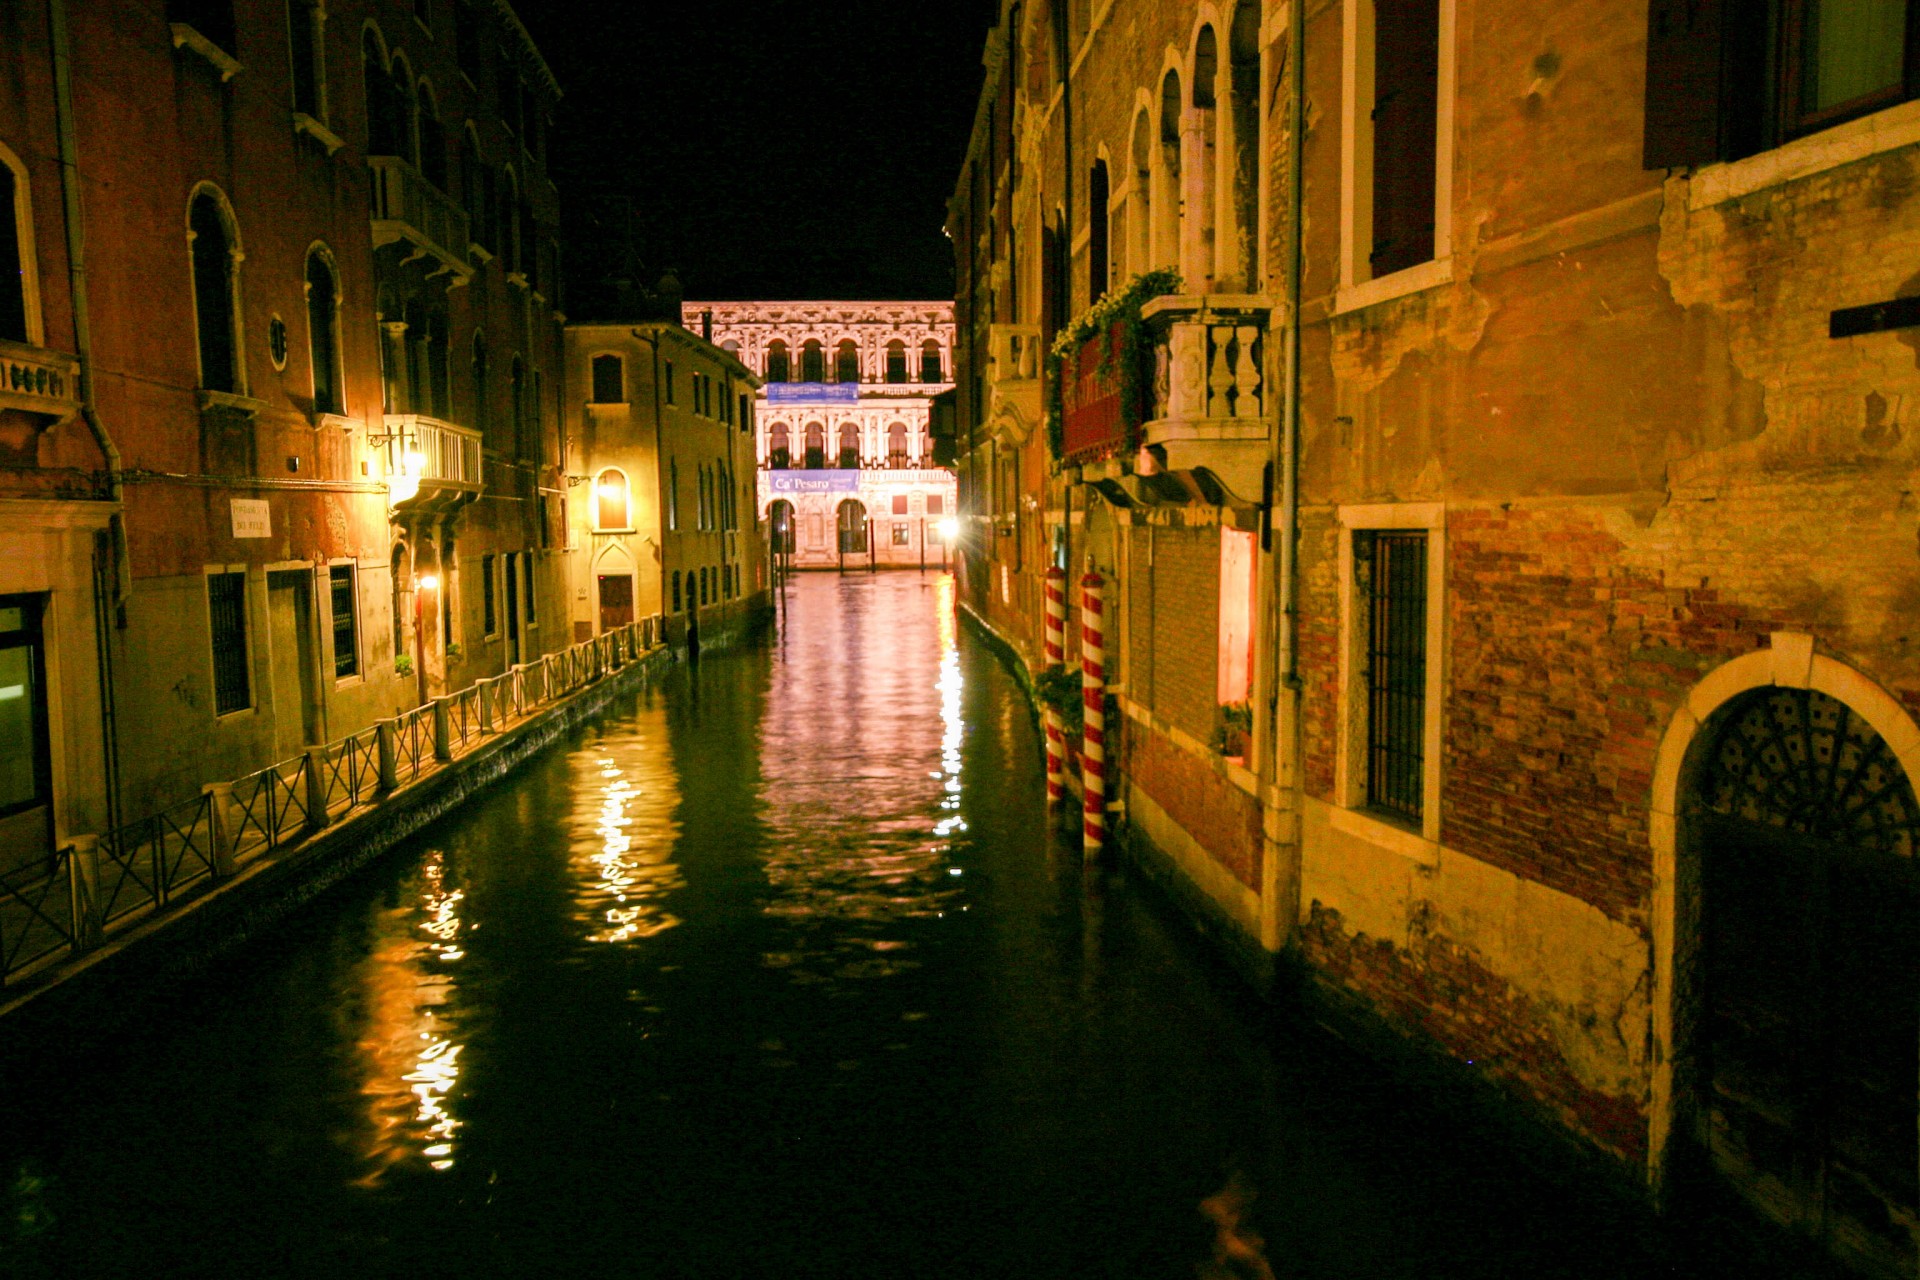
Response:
[1356,529,1428,823]
[595,468,629,530]
[769,423,791,469]
[920,340,943,384]
[887,422,908,468]
[0,150,36,345]
[891,494,909,515]
[885,340,908,383]
[306,249,341,415]
[461,125,484,245]
[765,339,790,383]
[330,564,359,679]
[1218,528,1256,709]
[287,0,324,119]
[471,332,489,436]
[668,458,679,531]
[425,312,450,418]
[189,190,240,394]
[1341,0,1451,298]
[927,493,944,516]
[699,567,709,606]
[801,340,825,383]
[455,0,481,80]
[663,359,676,405]
[442,538,456,645]
[739,393,751,432]
[835,339,860,384]
[208,571,250,715]
[510,356,528,458]
[838,423,860,469]
[1645,0,1919,165]
[1156,71,1183,271]
[1131,108,1155,276]
[419,84,449,190]
[1191,28,1221,291]
[1226,0,1261,292]
[892,525,910,546]
[481,553,497,634]
[804,423,825,469]
[523,555,536,624]
[1089,158,1111,303]
[837,499,868,554]
[671,570,681,612]
[364,33,402,156]
[170,0,237,54]
[591,353,624,403]
[0,597,49,825]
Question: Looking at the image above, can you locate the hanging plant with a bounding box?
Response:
[1044,268,1183,466]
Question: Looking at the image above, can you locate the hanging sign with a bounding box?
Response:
[767,470,862,495]
[230,498,271,539]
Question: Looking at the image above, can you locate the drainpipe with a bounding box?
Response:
[50,0,126,834]
[630,327,666,638]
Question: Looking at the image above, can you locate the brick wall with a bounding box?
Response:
[1128,719,1263,891]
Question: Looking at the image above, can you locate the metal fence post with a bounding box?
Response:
[433,696,453,762]
[203,781,240,878]
[376,719,399,792]
[67,836,102,953]
[303,747,330,833]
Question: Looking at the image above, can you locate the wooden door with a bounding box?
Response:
[598,575,634,631]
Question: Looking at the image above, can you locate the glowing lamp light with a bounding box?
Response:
[597,481,622,503]
[404,450,427,476]
[417,574,441,592]
[937,517,960,542]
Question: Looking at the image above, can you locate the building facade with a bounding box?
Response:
[690,301,958,570]
[562,320,766,648]
[952,0,1920,1270]
[0,0,569,872]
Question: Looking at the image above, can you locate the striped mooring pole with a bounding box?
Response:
[1043,566,1068,806]
[1080,569,1107,857]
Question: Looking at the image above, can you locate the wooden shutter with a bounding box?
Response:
[1371,0,1440,278]
[1643,0,1730,168]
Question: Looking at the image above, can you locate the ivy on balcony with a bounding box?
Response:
[1043,268,1181,466]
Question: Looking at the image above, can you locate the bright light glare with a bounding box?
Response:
[404,450,427,476]
[597,482,622,503]
[937,517,960,541]
[417,574,441,591]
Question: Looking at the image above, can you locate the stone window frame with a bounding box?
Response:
[1335,0,1458,315]
[0,142,45,347]
[203,564,257,720]
[1333,502,1446,856]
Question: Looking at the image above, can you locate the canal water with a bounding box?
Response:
[0,574,1772,1278]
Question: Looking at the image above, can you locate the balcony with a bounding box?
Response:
[0,340,80,430]
[1133,295,1273,508]
[985,323,1042,446]
[368,156,472,286]
[382,414,483,516]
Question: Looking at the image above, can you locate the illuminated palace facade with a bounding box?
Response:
[688,302,957,570]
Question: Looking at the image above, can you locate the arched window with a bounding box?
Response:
[189,189,241,394]
[1192,27,1220,290]
[425,312,450,417]
[1130,108,1155,275]
[390,541,409,658]
[391,54,419,167]
[764,339,789,383]
[885,340,908,384]
[364,31,400,155]
[1157,70,1183,270]
[418,82,448,190]
[470,331,489,436]
[1089,158,1111,302]
[836,499,867,554]
[305,247,342,415]
[837,423,859,469]
[769,500,795,554]
[502,167,521,274]
[1226,0,1261,291]
[0,147,37,345]
[461,124,485,246]
[834,339,860,384]
[595,468,629,530]
[287,0,324,120]
[591,353,624,403]
[887,422,908,468]
[801,339,825,383]
[510,355,528,458]
[769,423,790,469]
[804,422,825,469]
[920,340,942,384]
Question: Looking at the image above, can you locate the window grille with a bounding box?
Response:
[330,565,358,679]
[208,572,250,715]
[1357,530,1427,822]
[482,554,497,634]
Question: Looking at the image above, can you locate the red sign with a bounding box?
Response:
[1060,322,1130,463]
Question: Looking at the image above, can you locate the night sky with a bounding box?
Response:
[512,0,999,310]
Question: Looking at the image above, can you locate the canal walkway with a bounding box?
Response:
[0,573,1784,1278]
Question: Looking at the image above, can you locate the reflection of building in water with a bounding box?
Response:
[351,851,467,1184]
[567,706,685,944]
[688,302,958,570]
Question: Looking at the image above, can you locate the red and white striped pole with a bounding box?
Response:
[1080,569,1107,857]
[1043,566,1068,805]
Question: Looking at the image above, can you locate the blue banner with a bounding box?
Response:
[767,470,863,495]
[765,382,861,405]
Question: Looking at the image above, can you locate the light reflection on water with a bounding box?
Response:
[755,573,966,988]
[567,705,685,945]
[349,850,467,1183]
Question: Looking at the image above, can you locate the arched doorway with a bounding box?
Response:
[769,499,795,556]
[1680,683,1920,1276]
[836,499,867,557]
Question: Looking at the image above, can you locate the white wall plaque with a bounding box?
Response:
[230,498,271,539]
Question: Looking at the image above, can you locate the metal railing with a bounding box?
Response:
[0,616,666,986]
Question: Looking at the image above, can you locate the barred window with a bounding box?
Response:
[1357,530,1428,823]
[330,565,359,679]
[208,571,251,715]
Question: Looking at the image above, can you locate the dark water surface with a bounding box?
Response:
[0,574,1740,1277]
